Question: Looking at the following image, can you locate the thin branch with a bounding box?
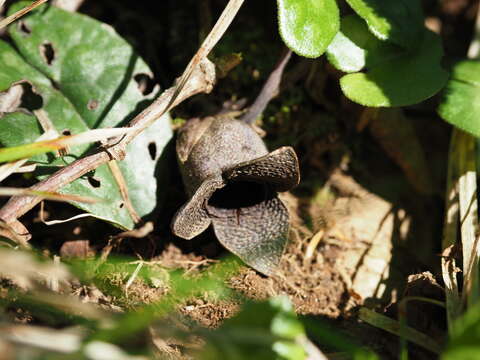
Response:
[108,160,140,224]
[0,0,48,29]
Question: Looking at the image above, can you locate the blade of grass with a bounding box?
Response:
[442,129,460,250]
[442,130,464,332]
[0,127,135,163]
[125,261,143,292]
[0,187,98,203]
[440,4,480,341]
[442,245,462,334]
[459,0,480,310]
[0,130,57,182]
[456,130,480,307]
[397,296,446,359]
[358,307,442,354]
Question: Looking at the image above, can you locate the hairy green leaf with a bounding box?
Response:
[438,60,480,137]
[345,0,424,49]
[327,16,448,107]
[326,15,400,73]
[277,0,339,58]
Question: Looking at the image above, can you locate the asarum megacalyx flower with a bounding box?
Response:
[171,114,300,275]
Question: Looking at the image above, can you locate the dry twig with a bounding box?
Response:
[0,0,48,29]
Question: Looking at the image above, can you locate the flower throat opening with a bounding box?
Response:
[208,181,273,210]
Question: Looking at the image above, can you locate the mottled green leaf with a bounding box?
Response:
[345,0,424,49]
[0,3,172,229]
[438,60,480,137]
[277,0,339,58]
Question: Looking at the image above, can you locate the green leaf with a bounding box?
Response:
[438,60,480,137]
[277,0,339,58]
[344,0,424,49]
[327,16,448,107]
[443,303,480,359]
[273,341,306,359]
[326,15,400,73]
[270,296,305,339]
[199,297,307,360]
[0,3,172,229]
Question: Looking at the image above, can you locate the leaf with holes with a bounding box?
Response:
[438,60,480,137]
[277,0,339,58]
[0,3,172,229]
[326,15,448,107]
